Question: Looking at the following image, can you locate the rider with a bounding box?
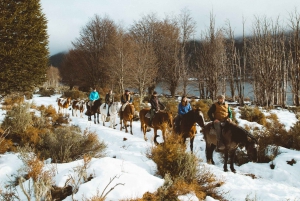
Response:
[104,89,114,114]
[149,91,165,126]
[207,94,232,151]
[119,89,133,120]
[89,87,100,108]
[175,95,192,133]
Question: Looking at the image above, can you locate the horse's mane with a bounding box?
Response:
[228,123,258,144]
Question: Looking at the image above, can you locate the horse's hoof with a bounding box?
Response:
[224,169,228,172]
[231,169,236,173]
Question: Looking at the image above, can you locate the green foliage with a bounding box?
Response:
[37,126,107,163]
[239,106,266,125]
[0,0,49,95]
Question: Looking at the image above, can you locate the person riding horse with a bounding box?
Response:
[88,87,100,110]
[149,91,165,126]
[104,89,114,116]
[207,94,232,151]
[174,95,192,133]
[119,89,133,120]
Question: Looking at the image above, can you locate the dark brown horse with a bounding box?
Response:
[86,99,101,124]
[120,104,135,134]
[139,109,173,145]
[174,108,205,152]
[202,122,258,172]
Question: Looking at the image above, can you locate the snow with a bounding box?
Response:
[0,94,299,200]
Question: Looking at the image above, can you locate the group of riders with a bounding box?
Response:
[87,87,232,151]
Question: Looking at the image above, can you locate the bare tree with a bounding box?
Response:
[45,66,61,88]
[71,15,118,89]
[247,16,285,107]
[178,9,196,96]
[195,13,226,100]
[287,9,300,106]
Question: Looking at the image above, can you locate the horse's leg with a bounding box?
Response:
[230,150,236,173]
[97,113,100,124]
[124,120,128,133]
[190,137,194,153]
[206,143,215,164]
[153,129,159,145]
[223,150,229,172]
[143,124,148,141]
[130,120,133,135]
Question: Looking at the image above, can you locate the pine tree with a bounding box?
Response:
[0,0,49,95]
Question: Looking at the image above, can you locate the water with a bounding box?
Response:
[155,80,294,105]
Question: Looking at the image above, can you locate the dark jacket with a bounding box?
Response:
[150,95,165,112]
[121,94,133,104]
[105,93,114,104]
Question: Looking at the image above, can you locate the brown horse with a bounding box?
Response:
[71,99,85,118]
[174,108,205,153]
[57,97,71,115]
[120,104,135,134]
[139,108,173,145]
[202,122,258,172]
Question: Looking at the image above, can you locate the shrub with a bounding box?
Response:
[38,87,55,97]
[2,94,25,110]
[193,99,211,121]
[287,122,300,150]
[146,134,199,182]
[239,106,266,126]
[63,90,88,100]
[37,126,107,163]
[159,97,178,117]
[2,103,34,145]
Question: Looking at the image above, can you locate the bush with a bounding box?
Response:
[1,103,33,145]
[144,133,224,200]
[147,134,200,182]
[1,94,25,110]
[239,106,267,126]
[63,90,88,100]
[37,126,107,163]
[287,122,300,150]
[38,87,55,97]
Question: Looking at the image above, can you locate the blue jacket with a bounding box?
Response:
[89,91,99,101]
[178,102,192,115]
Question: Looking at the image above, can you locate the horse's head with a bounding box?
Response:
[194,108,205,127]
[245,136,258,162]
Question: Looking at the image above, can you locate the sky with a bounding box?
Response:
[40,0,300,56]
[0,94,300,200]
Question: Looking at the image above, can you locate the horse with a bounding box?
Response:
[202,122,258,172]
[139,108,173,145]
[174,108,205,153]
[109,102,121,129]
[119,103,135,134]
[71,99,85,118]
[57,97,71,115]
[99,102,121,128]
[86,99,101,124]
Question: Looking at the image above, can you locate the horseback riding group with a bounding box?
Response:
[82,87,258,172]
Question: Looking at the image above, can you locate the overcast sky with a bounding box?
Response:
[40,0,300,55]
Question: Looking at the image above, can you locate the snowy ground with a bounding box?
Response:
[0,94,299,200]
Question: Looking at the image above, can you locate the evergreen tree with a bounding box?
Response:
[0,0,49,95]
